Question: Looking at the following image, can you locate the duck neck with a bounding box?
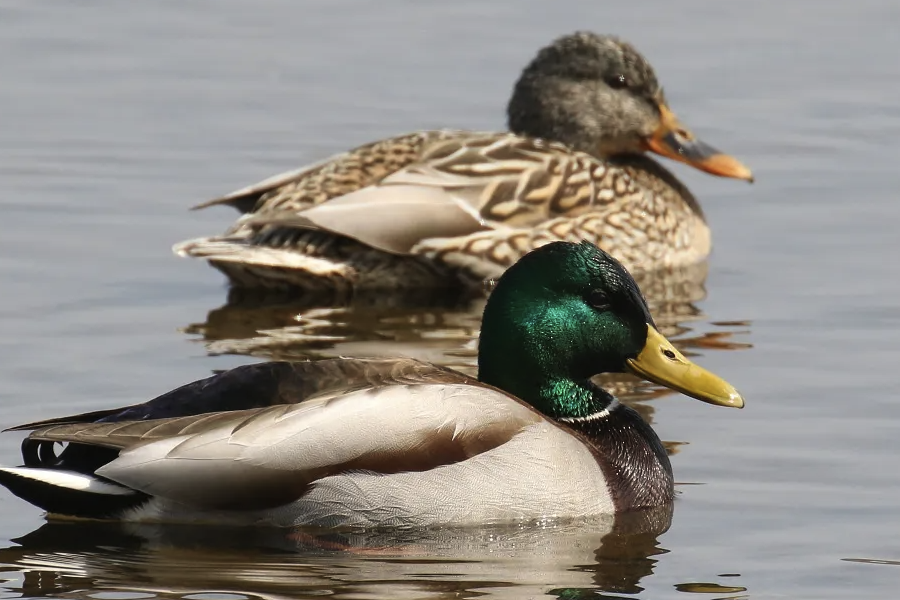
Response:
[606,153,706,221]
[477,342,615,420]
[539,377,618,420]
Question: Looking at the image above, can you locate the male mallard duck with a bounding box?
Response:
[174,32,752,292]
[0,242,742,527]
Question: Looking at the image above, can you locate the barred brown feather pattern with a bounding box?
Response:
[241,131,467,217]
[179,132,711,291]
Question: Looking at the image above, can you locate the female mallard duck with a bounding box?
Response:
[173,32,752,292]
[0,242,742,526]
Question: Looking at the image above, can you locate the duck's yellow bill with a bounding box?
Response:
[644,104,754,182]
[626,325,744,408]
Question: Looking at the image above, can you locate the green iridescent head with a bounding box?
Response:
[478,241,742,418]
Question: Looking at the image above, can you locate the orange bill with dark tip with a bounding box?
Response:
[644,104,754,182]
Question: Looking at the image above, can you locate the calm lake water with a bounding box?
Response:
[1,1,899,598]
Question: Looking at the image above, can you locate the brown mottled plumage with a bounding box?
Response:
[174,32,752,292]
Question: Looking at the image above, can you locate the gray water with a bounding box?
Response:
[1,1,899,598]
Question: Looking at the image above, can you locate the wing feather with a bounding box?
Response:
[243,185,490,255]
[217,134,594,256]
[8,358,470,433]
[26,383,540,511]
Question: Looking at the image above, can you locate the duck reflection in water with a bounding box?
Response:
[0,506,681,599]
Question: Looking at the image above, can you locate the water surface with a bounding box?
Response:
[1,1,899,598]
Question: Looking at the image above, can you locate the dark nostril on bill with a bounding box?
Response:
[663,349,677,360]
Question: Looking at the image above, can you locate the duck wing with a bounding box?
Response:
[24,382,542,511]
[230,133,608,255]
[192,130,467,214]
[7,357,461,432]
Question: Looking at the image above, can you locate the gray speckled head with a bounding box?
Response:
[507,32,664,156]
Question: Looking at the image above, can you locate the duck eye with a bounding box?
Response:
[606,74,628,90]
[586,289,611,311]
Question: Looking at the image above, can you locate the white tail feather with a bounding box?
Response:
[172,238,351,275]
[0,467,135,496]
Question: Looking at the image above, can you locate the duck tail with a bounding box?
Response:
[0,467,145,519]
[172,236,355,291]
